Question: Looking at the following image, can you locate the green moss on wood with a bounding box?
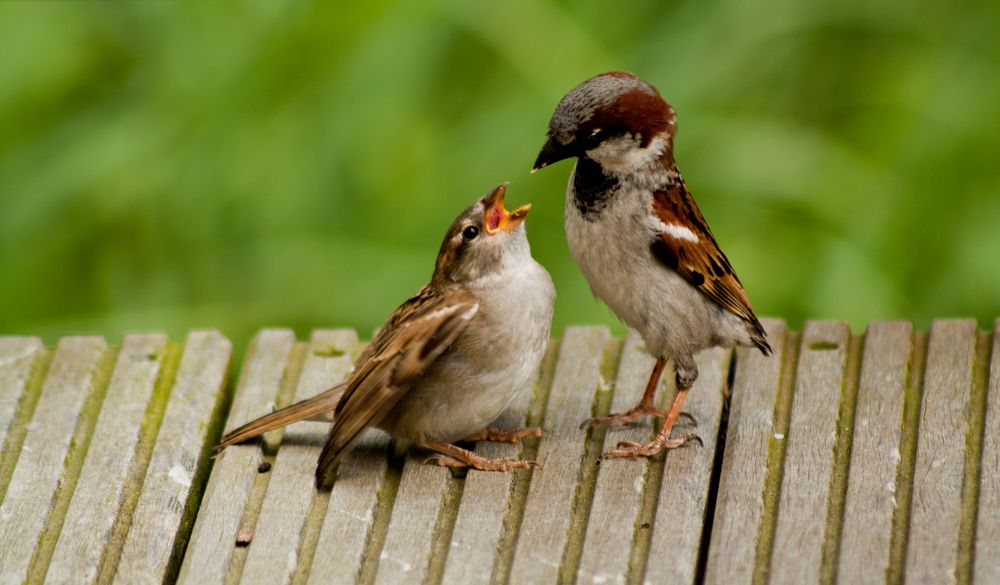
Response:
[559,336,623,585]
[0,346,52,503]
[30,344,119,584]
[820,333,864,585]
[753,330,799,585]
[886,331,926,585]
[491,339,560,585]
[956,330,992,585]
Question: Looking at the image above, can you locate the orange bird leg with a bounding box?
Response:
[602,384,701,459]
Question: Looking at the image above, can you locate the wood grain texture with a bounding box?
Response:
[240,329,357,585]
[905,320,976,584]
[372,455,452,585]
[46,334,169,585]
[575,330,656,585]
[0,336,107,585]
[440,344,538,585]
[113,331,231,585]
[644,346,730,584]
[770,320,850,585]
[0,336,45,468]
[976,319,1000,585]
[704,319,786,585]
[509,326,611,584]
[177,329,296,585]
[306,429,390,585]
[837,321,913,584]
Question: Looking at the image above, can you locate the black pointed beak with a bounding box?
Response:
[531,136,574,173]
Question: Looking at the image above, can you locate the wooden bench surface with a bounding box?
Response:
[0,318,996,584]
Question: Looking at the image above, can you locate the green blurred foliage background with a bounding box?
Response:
[1,0,998,349]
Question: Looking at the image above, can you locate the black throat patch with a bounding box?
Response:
[572,156,618,219]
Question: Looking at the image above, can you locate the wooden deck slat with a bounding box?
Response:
[0,336,108,585]
[305,429,391,585]
[976,318,1000,584]
[372,455,452,584]
[2,317,998,584]
[644,346,730,584]
[0,337,45,480]
[440,344,539,585]
[704,318,787,585]
[510,326,611,584]
[239,330,357,585]
[905,319,977,583]
[178,329,296,585]
[113,331,231,584]
[46,334,170,585]
[575,330,655,585]
[837,321,913,584]
[770,320,850,585]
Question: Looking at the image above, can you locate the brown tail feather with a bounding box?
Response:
[215,382,347,450]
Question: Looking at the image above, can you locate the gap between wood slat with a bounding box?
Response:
[164,340,235,585]
[490,339,560,585]
[886,331,927,585]
[0,346,52,503]
[356,451,404,585]
[225,341,308,585]
[292,334,370,585]
[956,329,992,585]
[819,333,864,585]
[98,341,183,585]
[753,330,800,585]
[28,345,118,584]
[560,337,624,585]
[423,470,466,585]
[693,350,735,585]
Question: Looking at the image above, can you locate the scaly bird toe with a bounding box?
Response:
[580,404,668,430]
[601,433,702,459]
[462,427,544,443]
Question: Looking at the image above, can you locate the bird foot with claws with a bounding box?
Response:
[602,433,703,459]
[581,406,698,430]
[425,453,539,471]
[423,440,540,471]
[461,427,544,443]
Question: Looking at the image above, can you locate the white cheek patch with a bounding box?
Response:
[652,218,699,243]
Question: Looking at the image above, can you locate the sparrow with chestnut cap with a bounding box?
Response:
[533,72,771,459]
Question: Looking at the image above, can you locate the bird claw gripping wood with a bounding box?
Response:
[601,432,702,460]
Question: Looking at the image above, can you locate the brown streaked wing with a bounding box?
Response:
[315,288,479,484]
[650,183,763,332]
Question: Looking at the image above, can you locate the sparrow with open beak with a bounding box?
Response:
[217,183,554,486]
[533,72,771,459]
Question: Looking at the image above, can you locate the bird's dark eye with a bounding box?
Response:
[462,226,479,240]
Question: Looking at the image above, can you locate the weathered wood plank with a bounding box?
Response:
[305,429,390,585]
[509,326,610,584]
[704,319,787,585]
[372,454,452,585]
[770,320,850,585]
[837,321,913,584]
[177,329,296,585]
[113,331,231,584]
[976,318,1000,585]
[0,336,108,585]
[46,334,170,585]
[644,346,730,584]
[238,330,356,585]
[574,330,654,585]
[0,337,45,476]
[905,319,977,584]
[438,340,539,585]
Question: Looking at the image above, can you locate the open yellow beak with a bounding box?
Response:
[483,182,531,235]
